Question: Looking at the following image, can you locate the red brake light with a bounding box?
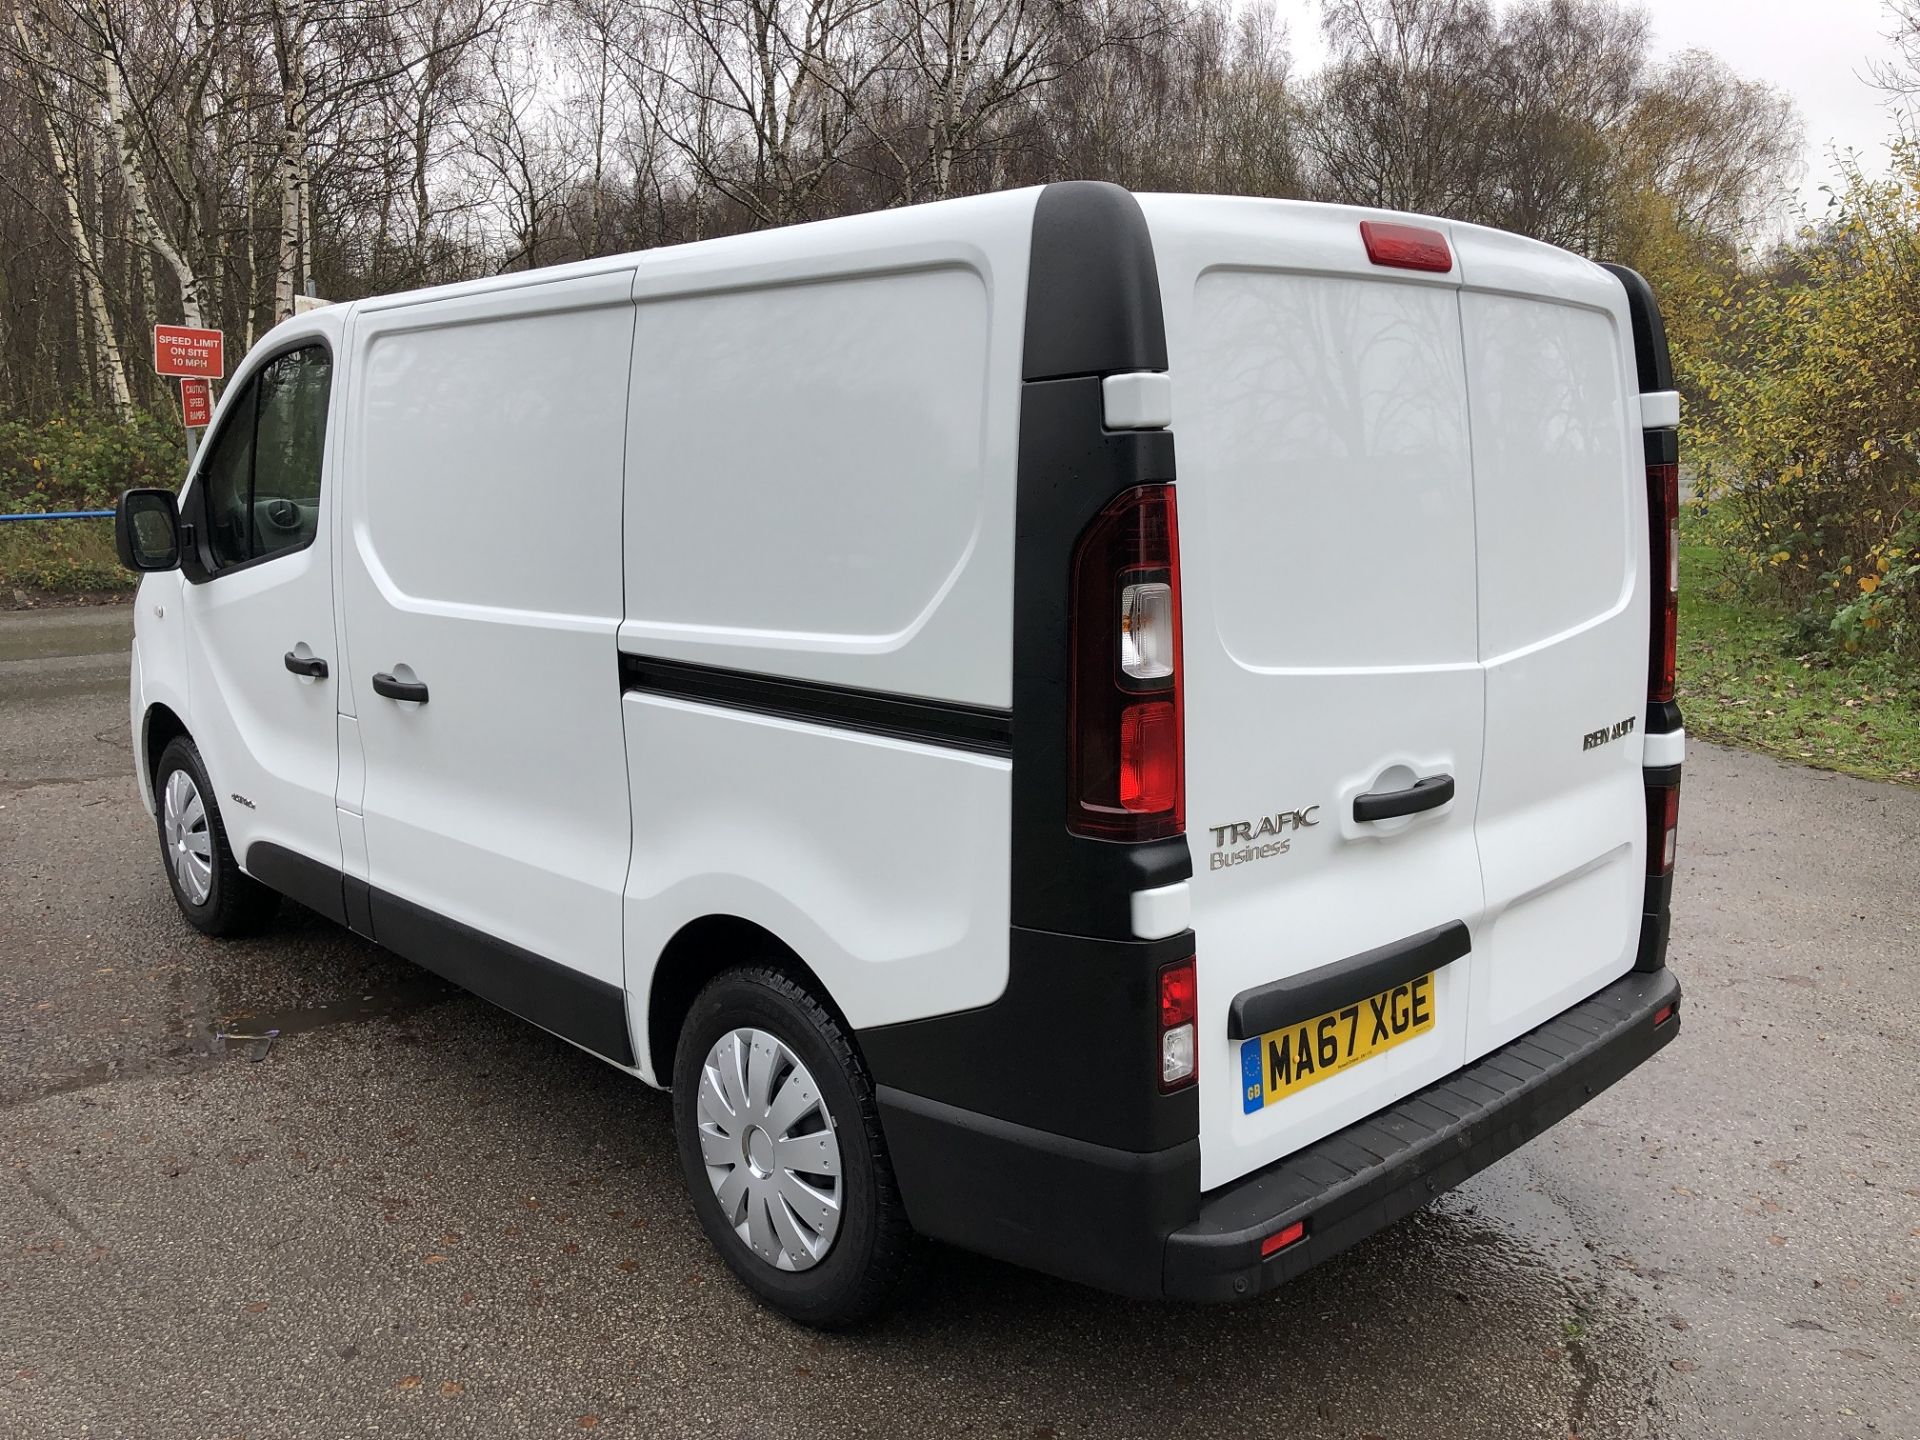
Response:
[1648,460,1679,703]
[1068,485,1184,840]
[1120,701,1179,812]
[1360,221,1452,273]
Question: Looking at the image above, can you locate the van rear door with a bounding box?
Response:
[1451,227,1649,1057]
[1144,198,1489,1189]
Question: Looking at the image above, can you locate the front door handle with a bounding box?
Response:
[1353,772,1454,823]
[371,671,429,704]
[284,651,328,679]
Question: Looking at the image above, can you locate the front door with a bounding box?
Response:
[180,333,343,900]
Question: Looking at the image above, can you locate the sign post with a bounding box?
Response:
[154,325,222,468]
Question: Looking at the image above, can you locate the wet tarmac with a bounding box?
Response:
[2,603,1916,1438]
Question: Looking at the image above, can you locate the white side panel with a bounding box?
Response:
[619,188,1036,707]
[341,274,636,988]
[622,696,1011,1083]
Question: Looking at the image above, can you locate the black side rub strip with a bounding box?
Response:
[1228,920,1472,1040]
[619,653,1012,758]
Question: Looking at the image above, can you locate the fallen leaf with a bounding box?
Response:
[396,1376,421,1391]
[1671,1358,1696,1373]
[577,1419,599,1431]
[1766,1235,1787,1247]
[422,1254,448,1265]
[440,1380,463,1397]
[243,1302,268,1315]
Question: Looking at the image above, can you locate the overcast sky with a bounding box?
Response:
[1279,0,1909,224]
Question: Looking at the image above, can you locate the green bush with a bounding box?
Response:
[1691,147,1920,662]
[0,405,180,596]
[0,405,187,513]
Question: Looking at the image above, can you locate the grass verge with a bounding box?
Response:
[1679,532,1920,785]
[0,516,135,605]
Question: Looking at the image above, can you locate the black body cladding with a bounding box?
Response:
[1603,260,1684,976]
[1600,263,1675,394]
[242,843,635,1067]
[1009,181,1190,940]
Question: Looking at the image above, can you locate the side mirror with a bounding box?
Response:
[115,488,182,572]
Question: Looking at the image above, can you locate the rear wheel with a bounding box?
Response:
[672,966,912,1327]
[153,736,278,937]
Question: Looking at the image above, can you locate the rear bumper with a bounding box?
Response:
[876,966,1680,1301]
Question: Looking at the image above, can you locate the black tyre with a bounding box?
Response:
[672,966,913,1327]
[152,735,278,937]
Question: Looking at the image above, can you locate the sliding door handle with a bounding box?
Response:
[283,651,328,679]
[371,671,429,704]
[1354,773,1454,823]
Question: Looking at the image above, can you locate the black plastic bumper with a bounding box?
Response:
[876,967,1680,1301]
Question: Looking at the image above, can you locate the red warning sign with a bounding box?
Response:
[179,377,212,428]
[153,324,224,378]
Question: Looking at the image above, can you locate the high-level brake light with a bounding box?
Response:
[1360,221,1452,273]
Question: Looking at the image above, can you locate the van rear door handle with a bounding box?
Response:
[371,671,429,704]
[1354,773,1454,822]
[283,651,328,679]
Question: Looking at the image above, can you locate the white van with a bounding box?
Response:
[114,182,1684,1326]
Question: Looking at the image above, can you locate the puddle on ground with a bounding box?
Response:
[11,973,454,1108]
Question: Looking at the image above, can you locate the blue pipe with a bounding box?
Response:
[0,510,115,522]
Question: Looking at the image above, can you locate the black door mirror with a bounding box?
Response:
[115,488,182,572]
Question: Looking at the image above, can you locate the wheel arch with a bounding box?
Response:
[644,914,847,1087]
[141,702,190,806]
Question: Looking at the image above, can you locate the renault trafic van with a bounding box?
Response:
[114,181,1684,1327]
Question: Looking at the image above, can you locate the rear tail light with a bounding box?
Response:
[1646,780,1680,877]
[1648,460,1679,703]
[1158,956,1197,1091]
[1069,485,1184,840]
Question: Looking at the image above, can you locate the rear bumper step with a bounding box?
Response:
[1164,966,1680,1300]
[876,967,1679,1301]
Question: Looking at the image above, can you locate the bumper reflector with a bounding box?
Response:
[1653,1003,1676,1028]
[1260,1219,1307,1257]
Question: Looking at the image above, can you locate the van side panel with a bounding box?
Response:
[618,201,1032,708]
[340,272,637,1022]
[618,190,1038,1083]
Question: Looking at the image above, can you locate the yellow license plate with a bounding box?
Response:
[1239,973,1435,1113]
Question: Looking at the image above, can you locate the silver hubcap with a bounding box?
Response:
[161,768,213,906]
[695,1028,842,1272]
